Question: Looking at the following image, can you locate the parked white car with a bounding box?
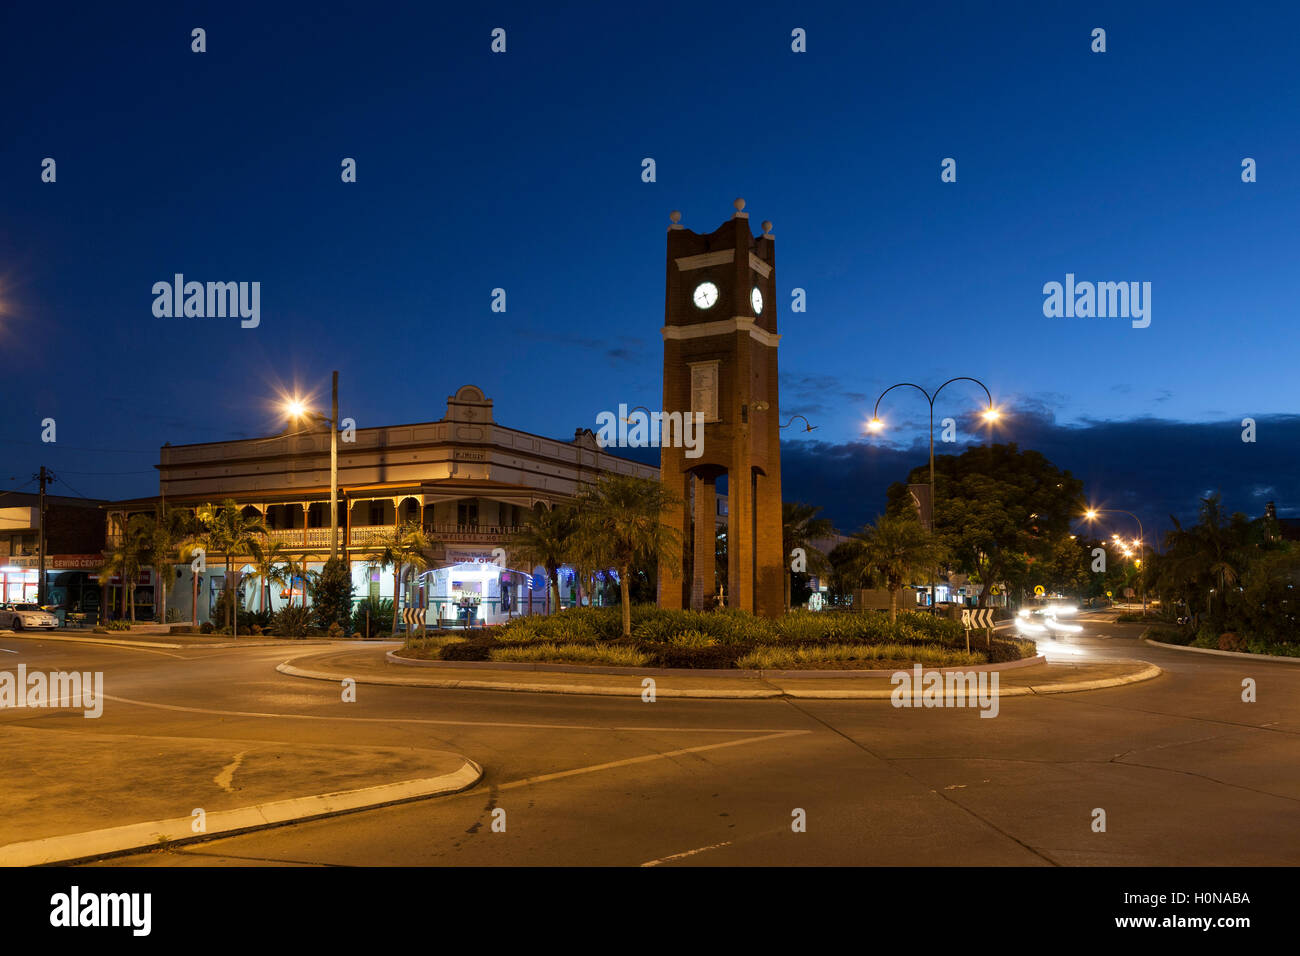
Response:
[0,603,59,630]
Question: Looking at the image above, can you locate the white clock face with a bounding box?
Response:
[692,281,719,310]
[751,286,763,315]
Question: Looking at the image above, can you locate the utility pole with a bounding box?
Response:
[331,370,339,561]
[35,466,53,605]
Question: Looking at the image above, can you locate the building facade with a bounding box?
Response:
[106,385,658,626]
[0,492,107,620]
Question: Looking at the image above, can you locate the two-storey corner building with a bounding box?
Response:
[106,385,658,627]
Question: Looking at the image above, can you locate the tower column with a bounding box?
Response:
[691,473,716,609]
[728,463,754,613]
[754,468,784,617]
[658,452,691,610]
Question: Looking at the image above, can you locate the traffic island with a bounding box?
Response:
[0,725,480,866]
[278,645,1161,700]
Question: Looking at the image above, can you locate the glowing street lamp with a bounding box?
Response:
[1083,505,1147,615]
[285,371,341,561]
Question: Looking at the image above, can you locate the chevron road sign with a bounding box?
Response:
[401,607,426,633]
[961,608,995,630]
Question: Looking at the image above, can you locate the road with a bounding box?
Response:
[2,610,1298,866]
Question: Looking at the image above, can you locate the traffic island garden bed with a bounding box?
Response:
[397,607,1035,670]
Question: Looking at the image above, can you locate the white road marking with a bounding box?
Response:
[642,841,732,867]
[214,750,247,793]
[0,648,18,654]
[103,693,810,735]
[497,731,808,793]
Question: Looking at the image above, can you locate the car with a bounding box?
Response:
[0,603,59,630]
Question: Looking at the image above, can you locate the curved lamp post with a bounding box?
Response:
[779,414,818,432]
[866,377,1000,612]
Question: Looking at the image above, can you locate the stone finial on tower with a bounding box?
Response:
[669,210,684,230]
[732,197,748,219]
[761,220,773,239]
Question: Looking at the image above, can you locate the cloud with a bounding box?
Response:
[780,405,1300,539]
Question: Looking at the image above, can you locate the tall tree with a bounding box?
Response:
[375,521,436,635]
[782,501,835,610]
[849,512,947,621]
[510,505,579,615]
[888,443,1083,607]
[248,538,291,614]
[97,514,152,622]
[191,500,269,629]
[576,474,681,638]
[139,504,196,623]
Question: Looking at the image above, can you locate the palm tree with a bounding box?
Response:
[850,513,947,622]
[192,500,269,629]
[782,501,835,610]
[374,521,437,635]
[249,538,291,614]
[98,514,152,622]
[511,505,579,615]
[577,474,681,638]
[280,551,320,609]
[567,516,612,608]
[139,504,195,623]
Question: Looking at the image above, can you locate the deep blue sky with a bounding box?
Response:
[2,1,1296,541]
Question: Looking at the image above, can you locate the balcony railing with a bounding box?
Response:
[103,524,526,557]
[262,524,522,549]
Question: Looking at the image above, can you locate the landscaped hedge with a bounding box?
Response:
[408,607,1033,669]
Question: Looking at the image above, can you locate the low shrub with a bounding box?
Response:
[200,621,214,634]
[1146,624,1193,645]
[1217,632,1248,653]
[737,643,983,670]
[668,628,717,648]
[104,620,132,631]
[490,642,650,667]
[351,597,394,636]
[271,606,313,638]
[438,640,495,662]
[643,643,745,669]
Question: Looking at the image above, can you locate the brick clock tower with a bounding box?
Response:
[658,199,784,617]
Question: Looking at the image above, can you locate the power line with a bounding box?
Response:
[0,424,328,455]
[0,438,156,454]
[57,469,159,476]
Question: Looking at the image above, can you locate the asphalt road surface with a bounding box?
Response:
[3,610,1297,866]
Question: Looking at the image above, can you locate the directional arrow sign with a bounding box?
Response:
[962,608,994,629]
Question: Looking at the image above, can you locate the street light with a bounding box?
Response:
[285,371,341,562]
[780,414,818,432]
[1083,506,1146,615]
[867,377,1000,613]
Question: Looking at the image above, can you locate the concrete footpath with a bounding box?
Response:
[278,645,1163,700]
[0,724,480,866]
[0,629,341,650]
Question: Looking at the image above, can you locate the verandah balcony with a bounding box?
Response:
[263,524,523,550]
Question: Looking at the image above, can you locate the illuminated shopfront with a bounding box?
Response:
[0,565,39,604]
[417,561,534,626]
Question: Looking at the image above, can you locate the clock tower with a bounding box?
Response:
[658,199,784,617]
